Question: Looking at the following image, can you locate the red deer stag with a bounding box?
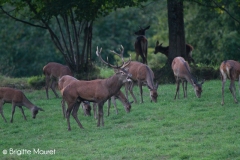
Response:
[58,75,91,118]
[154,41,195,64]
[0,87,44,123]
[220,60,240,105]
[134,25,150,64]
[110,45,158,103]
[61,46,132,130]
[171,57,204,99]
[43,62,73,99]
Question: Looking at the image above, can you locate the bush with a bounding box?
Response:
[28,75,45,90]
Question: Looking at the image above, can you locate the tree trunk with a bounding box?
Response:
[167,0,186,64]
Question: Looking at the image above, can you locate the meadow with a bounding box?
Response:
[1,80,240,160]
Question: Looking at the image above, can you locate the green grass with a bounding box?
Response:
[1,80,240,160]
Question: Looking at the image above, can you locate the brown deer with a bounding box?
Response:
[134,25,150,64]
[110,45,158,103]
[0,87,44,123]
[43,62,73,99]
[171,57,204,99]
[154,41,195,64]
[58,75,91,118]
[61,46,132,130]
[220,60,240,105]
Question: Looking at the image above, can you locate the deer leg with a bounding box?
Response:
[97,102,104,127]
[126,82,138,103]
[61,99,66,118]
[93,103,97,119]
[221,73,227,105]
[18,106,27,121]
[107,98,111,116]
[66,101,75,131]
[229,80,238,103]
[112,96,118,115]
[185,81,188,98]
[174,79,180,100]
[71,102,84,129]
[138,82,144,103]
[0,101,7,123]
[50,79,59,98]
[45,75,50,99]
[10,103,17,123]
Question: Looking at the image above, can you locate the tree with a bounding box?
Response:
[167,0,186,64]
[0,0,147,75]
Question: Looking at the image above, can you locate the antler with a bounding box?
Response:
[109,45,131,67]
[96,46,126,69]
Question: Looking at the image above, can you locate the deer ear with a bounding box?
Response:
[201,79,205,85]
[145,25,150,30]
[156,41,159,46]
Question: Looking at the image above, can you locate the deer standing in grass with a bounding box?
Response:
[154,41,195,64]
[58,75,92,118]
[110,45,158,103]
[0,87,44,123]
[134,25,150,64]
[61,46,132,130]
[171,57,204,99]
[220,60,240,105]
[43,62,73,99]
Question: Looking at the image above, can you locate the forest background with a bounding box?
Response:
[0,0,239,79]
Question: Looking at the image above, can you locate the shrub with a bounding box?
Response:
[28,75,45,90]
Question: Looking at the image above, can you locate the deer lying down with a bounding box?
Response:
[171,57,204,99]
[220,60,240,105]
[58,75,91,118]
[43,62,73,99]
[61,46,132,130]
[92,90,133,119]
[0,87,44,123]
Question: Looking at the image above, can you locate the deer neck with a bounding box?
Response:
[22,95,35,110]
[145,66,155,90]
[181,60,198,86]
[105,75,124,97]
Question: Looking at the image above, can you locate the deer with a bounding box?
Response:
[110,45,158,103]
[134,25,150,64]
[58,75,91,118]
[171,56,204,99]
[61,46,132,130]
[43,62,73,99]
[92,90,133,119]
[220,60,240,105]
[154,41,195,64]
[0,87,44,123]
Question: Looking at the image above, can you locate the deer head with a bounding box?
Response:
[149,83,159,102]
[154,41,169,56]
[134,25,150,36]
[191,79,205,98]
[32,106,44,119]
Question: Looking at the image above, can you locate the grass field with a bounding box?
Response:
[1,80,240,160]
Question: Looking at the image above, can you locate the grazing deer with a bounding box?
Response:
[43,62,73,99]
[0,87,44,123]
[61,46,132,130]
[154,41,195,64]
[58,75,91,118]
[220,60,240,105]
[171,57,204,99]
[134,25,150,64]
[110,45,158,103]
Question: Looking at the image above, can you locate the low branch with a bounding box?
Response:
[0,6,47,29]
